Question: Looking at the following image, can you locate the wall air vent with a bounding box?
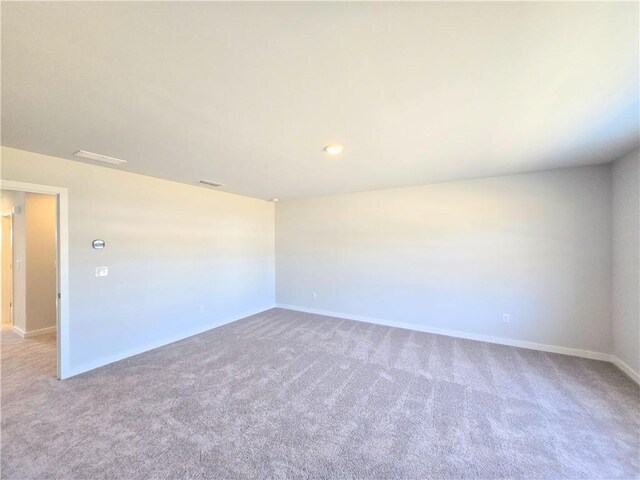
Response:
[198,180,225,187]
[73,150,127,165]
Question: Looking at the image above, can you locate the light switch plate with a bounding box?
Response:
[96,266,108,277]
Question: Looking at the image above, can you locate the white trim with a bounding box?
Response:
[276,304,612,362]
[21,326,57,338]
[11,325,25,337]
[0,180,70,379]
[611,356,640,384]
[9,325,55,338]
[65,305,274,378]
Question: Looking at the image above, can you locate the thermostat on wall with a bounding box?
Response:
[92,239,105,249]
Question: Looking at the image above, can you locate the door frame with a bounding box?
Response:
[0,180,69,379]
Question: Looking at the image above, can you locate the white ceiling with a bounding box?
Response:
[2,2,638,200]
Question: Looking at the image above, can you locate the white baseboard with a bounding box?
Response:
[25,326,57,338]
[11,325,57,338]
[276,304,613,362]
[64,305,275,379]
[610,356,640,384]
[56,302,640,386]
[10,325,25,337]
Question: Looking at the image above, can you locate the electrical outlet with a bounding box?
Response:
[502,314,510,323]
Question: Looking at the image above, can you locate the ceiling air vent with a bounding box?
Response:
[198,180,225,187]
[73,150,127,165]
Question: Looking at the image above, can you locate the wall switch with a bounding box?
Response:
[502,314,510,323]
[199,305,205,313]
[95,266,108,277]
[312,292,318,299]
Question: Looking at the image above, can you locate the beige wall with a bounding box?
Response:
[1,217,12,324]
[25,193,57,331]
[1,146,275,376]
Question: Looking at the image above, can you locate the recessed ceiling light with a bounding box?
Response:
[270,198,279,202]
[199,180,225,187]
[323,144,344,155]
[73,150,127,165]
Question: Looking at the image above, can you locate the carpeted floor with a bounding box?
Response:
[1,308,639,479]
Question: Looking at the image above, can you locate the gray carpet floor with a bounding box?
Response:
[1,308,639,479]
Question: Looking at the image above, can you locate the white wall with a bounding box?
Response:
[612,149,640,378]
[276,165,613,356]
[1,145,634,378]
[0,147,275,376]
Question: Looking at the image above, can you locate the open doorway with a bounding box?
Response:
[0,182,69,379]
[1,189,57,372]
